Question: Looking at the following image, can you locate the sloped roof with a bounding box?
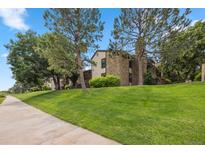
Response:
[91,50,107,60]
[91,50,134,60]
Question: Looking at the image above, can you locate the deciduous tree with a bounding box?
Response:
[160,21,205,82]
[5,31,51,91]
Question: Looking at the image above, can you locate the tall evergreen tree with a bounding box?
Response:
[43,9,104,89]
[110,9,191,85]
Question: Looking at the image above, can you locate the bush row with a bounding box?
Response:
[30,85,52,92]
[89,75,120,88]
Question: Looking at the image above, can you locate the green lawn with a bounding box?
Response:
[0,98,4,104]
[0,93,5,104]
[14,82,205,144]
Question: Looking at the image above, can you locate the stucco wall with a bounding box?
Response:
[91,51,106,78]
[202,64,205,81]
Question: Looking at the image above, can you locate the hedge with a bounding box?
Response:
[89,75,120,88]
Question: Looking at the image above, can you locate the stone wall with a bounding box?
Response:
[91,50,149,86]
[131,56,147,85]
[106,52,129,86]
[131,59,138,85]
[84,70,92,87]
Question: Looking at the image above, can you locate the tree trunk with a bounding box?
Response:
[74,14,86,90]
[136,38,145,85]
[52,75,61,90]
[65,76,69,85]
[56,75,61,90]
[52,75,58,90]
[137,56,144,85]
[68,72,79,87]
[76,49,86,89]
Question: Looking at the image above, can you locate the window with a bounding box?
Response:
[101,58,106,68]
[129,60,132,68]
[101,73,106,77]
[129,73,132,83]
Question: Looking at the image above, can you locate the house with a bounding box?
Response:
[82,70,92,87]
[91,50,148,86]
[46,50,153,89]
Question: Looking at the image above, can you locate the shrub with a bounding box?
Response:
[64,84,72,90]
[162,78,172,84]
[0,93,5,98]
[194,72,201,81]
[106,75,120,86]
[30,87,40,92]
[89,75,120,88]
[42,85,52,91]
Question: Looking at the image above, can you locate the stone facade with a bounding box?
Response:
[83,70,92,87]
[91,50,138,86]
[126,53,147,85]
[106,51,130,86]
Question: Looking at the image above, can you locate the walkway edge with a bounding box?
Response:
[0,96,120,145]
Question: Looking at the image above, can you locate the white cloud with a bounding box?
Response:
[1,53,8,58]
[0,8,29,31]
[190,20,205,26]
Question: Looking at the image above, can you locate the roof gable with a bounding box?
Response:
[91,50,106,60]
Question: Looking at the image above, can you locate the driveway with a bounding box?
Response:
[0,96,120,145]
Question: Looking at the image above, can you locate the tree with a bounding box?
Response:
[5,31,51,91]
[110,9,191,85]
[35,32,78,88]
[160,21,205,82]
[43,8,104,89]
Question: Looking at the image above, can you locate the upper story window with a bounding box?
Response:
[101,58,106,68]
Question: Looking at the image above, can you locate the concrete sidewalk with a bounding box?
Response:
[0,96,120,145]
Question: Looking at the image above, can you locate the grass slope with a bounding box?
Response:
[0,98,4,104]
[0,93,5,104]
[14,83,205,144]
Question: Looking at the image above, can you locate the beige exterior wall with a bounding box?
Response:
[202,64,205,81]
[91,51,106,78]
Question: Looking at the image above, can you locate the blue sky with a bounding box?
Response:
[0,8,204,91]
